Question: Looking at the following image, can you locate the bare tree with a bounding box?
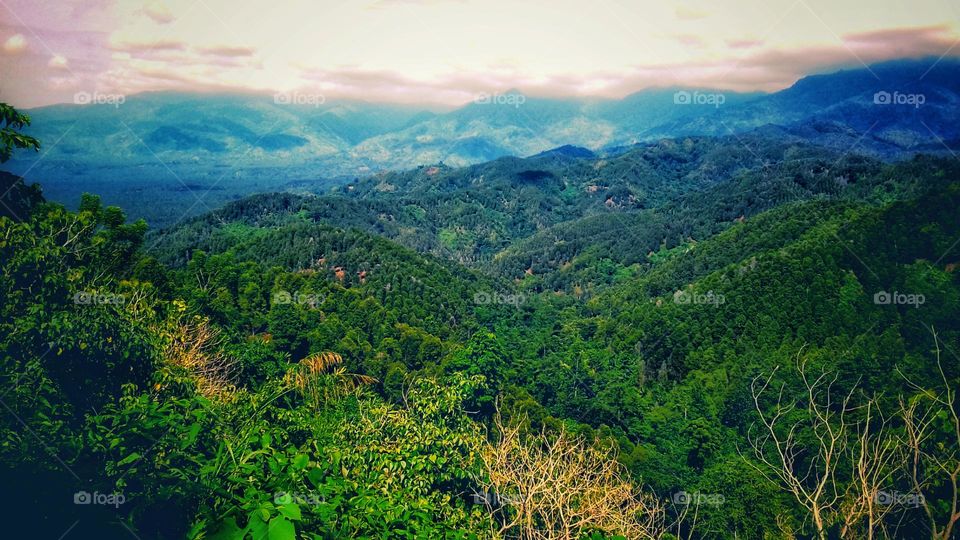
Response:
[746,354,857,540]
[479,414,665,540]
[164,315,238,399]
[840,398,903,540]
[899,330,960,540]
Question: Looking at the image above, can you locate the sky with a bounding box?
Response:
[0,0,958,108]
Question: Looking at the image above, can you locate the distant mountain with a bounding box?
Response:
[3,58,958,227]
[652,58,960,157]
[531,145,596,159]
[151,133,959,301]
[150,133,904,277]
[1,93,443,226]
[349,89,762,169]
[21,91,437,160]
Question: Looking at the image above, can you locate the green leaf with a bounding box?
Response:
[208,518,244,540]
[277,503,302,521]
[182,422,202,448]
[292,454,309,470]
[268,516,296,540]
[257,507,271,523]
[248,514,269,540]
[307,467,324,487]
[117,452,141,466]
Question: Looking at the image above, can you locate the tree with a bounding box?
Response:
[899,331,960,540]
[479,413,666,539]
[840,398,903,540]
[0,103,40,163]
[285,351,376,408]
[444,331,509,415]
[746,354,856,540]
[747,353,912,540]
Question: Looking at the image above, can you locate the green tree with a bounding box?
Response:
[0,103,40,163]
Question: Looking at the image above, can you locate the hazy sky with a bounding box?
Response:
[1,0,958,107]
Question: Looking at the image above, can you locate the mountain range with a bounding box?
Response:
[3,53,960,540]
[2,58,958,227]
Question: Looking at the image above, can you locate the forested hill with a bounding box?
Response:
[5,150,957,538]
[151,135,959,296]
[491,154,960,291]
[152,135,857,267]
[3,88,960,539]
[489,179,960,536]
[5,58,957,231]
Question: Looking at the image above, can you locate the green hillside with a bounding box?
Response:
[2,102,959,539]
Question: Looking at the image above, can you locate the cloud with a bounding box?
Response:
[843,25,952,44]
[48,54,69,69]
[195,45,256,58]
[142,1,175,24]
[727,39,764,49]
[241,24,960,106]
[676,34,706,48]
[837,25,958,60]
[110,40,188,53]
[1,1,958,108]
[3,33,26,54]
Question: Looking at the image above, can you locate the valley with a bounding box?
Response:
[1,55,959,540]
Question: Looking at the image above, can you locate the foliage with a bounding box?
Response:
[0,103,40,163]
[2,108,959,539]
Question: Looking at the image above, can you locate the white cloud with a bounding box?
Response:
[143,1,175,24]
[1,0,959,107]
[3,34,27,54]
[48,54,69,69]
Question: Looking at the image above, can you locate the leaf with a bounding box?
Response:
[249,515,269,540]
[292,454,309,470]
[268,516,296,540]
[207,518,244,540]
[182,423,202,448]
[117,452,141,466]
[307,467,324,487]
[277,503,302,521]
[258,507,271,523]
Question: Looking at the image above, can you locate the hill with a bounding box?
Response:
[151,135,855,270]
[5,58,960,227]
